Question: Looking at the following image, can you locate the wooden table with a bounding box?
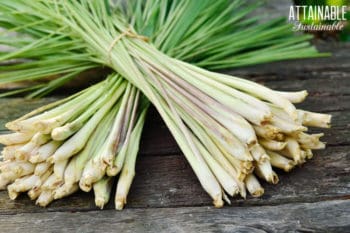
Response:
[0,42,349,232]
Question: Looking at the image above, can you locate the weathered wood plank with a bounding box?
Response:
[0,145,348,214]
[0,200,349,233]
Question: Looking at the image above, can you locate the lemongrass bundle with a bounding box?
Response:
[0,0,331,209]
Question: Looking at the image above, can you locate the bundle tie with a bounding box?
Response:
[108,27,149,63]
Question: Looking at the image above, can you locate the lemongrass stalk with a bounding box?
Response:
[305,149,313,159]
[52,79,126,162]
[297,132,324,144]
[7,186,20,200]
[284,137,302,163]
[297,110,331,128]
[254,125,282,140]
[171,60,272,120]
[34,162,51,176]
[28,187,42,200]
[179,108,246,196]
[266,150,295,172]
[1,161,35,179]
[103,89,139,175]
[269,104,296,123]
[222,192,231,205]
[245,174,264,197]
[158,78,252,162]
[64,100,120,185]
[255,160,279,184]
[78,103,123,190]
[145,56,270,125]
[175,60,297,119]
[301,141,326,150]
[296,132,325,149]
[107,140,127,176]
[250,144,270,163]
[64,109,115,186]
[34,109,77,134]
[30,132,52,146]
[121,57,225,207]
[0,132,33,146]
[217,146,250,181]
[259,138,287,151]
[53,159,69,181]
[79,159,106,192]
[8,167,51,198]
[53,183,79,200]
[275,90,308,103]
[115,68,223,207]
[93,176,114,209]
[15,132,51,160]
[51,81,123,141]
[100,84,133,167]
[108,92,141,176]
[270,116,307,134]
[29,140,62,163]
[7,174,41,193]
[194,137,239,197]
[34,168,53,190]
[7,82,106,132]
[36,190,54,207]
[1,144,24,160]
[299,150,307,164]
[42,174,62,191]
[160,70,257,145]
[213,72,298,119]
[114,109,147,210]
[15,146,38,161]
[0,174,10,190]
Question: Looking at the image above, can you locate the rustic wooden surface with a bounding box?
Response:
[0,42,349,232]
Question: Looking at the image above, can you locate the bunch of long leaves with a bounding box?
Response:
[0,0,330,209]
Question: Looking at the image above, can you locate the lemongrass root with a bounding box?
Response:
[29,140,62,163]
[36,190,54,207]
[255,160,279,184]
[259,138,287,151]
[1,161,35,179]
[53,159,69,181]
[93,176,114,209]
[16,133,51,160]
[1,144,24,160]
[275,90,308,103]
[42,174,62,191]
[249,144,269,163]
[0,132,33,146]
[7,174,41,193]
[0,174,10,190]
[254,125,282,140]
[28,187,42,200]
[284,137,302,163]
[79,159,106,192]
[266,150,295,172]
[245,174,264,197]
[34,162,51,176]
[53,183,79,199]
[297,110,331,128]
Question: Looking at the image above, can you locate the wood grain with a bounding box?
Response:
[1,200,349,233]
